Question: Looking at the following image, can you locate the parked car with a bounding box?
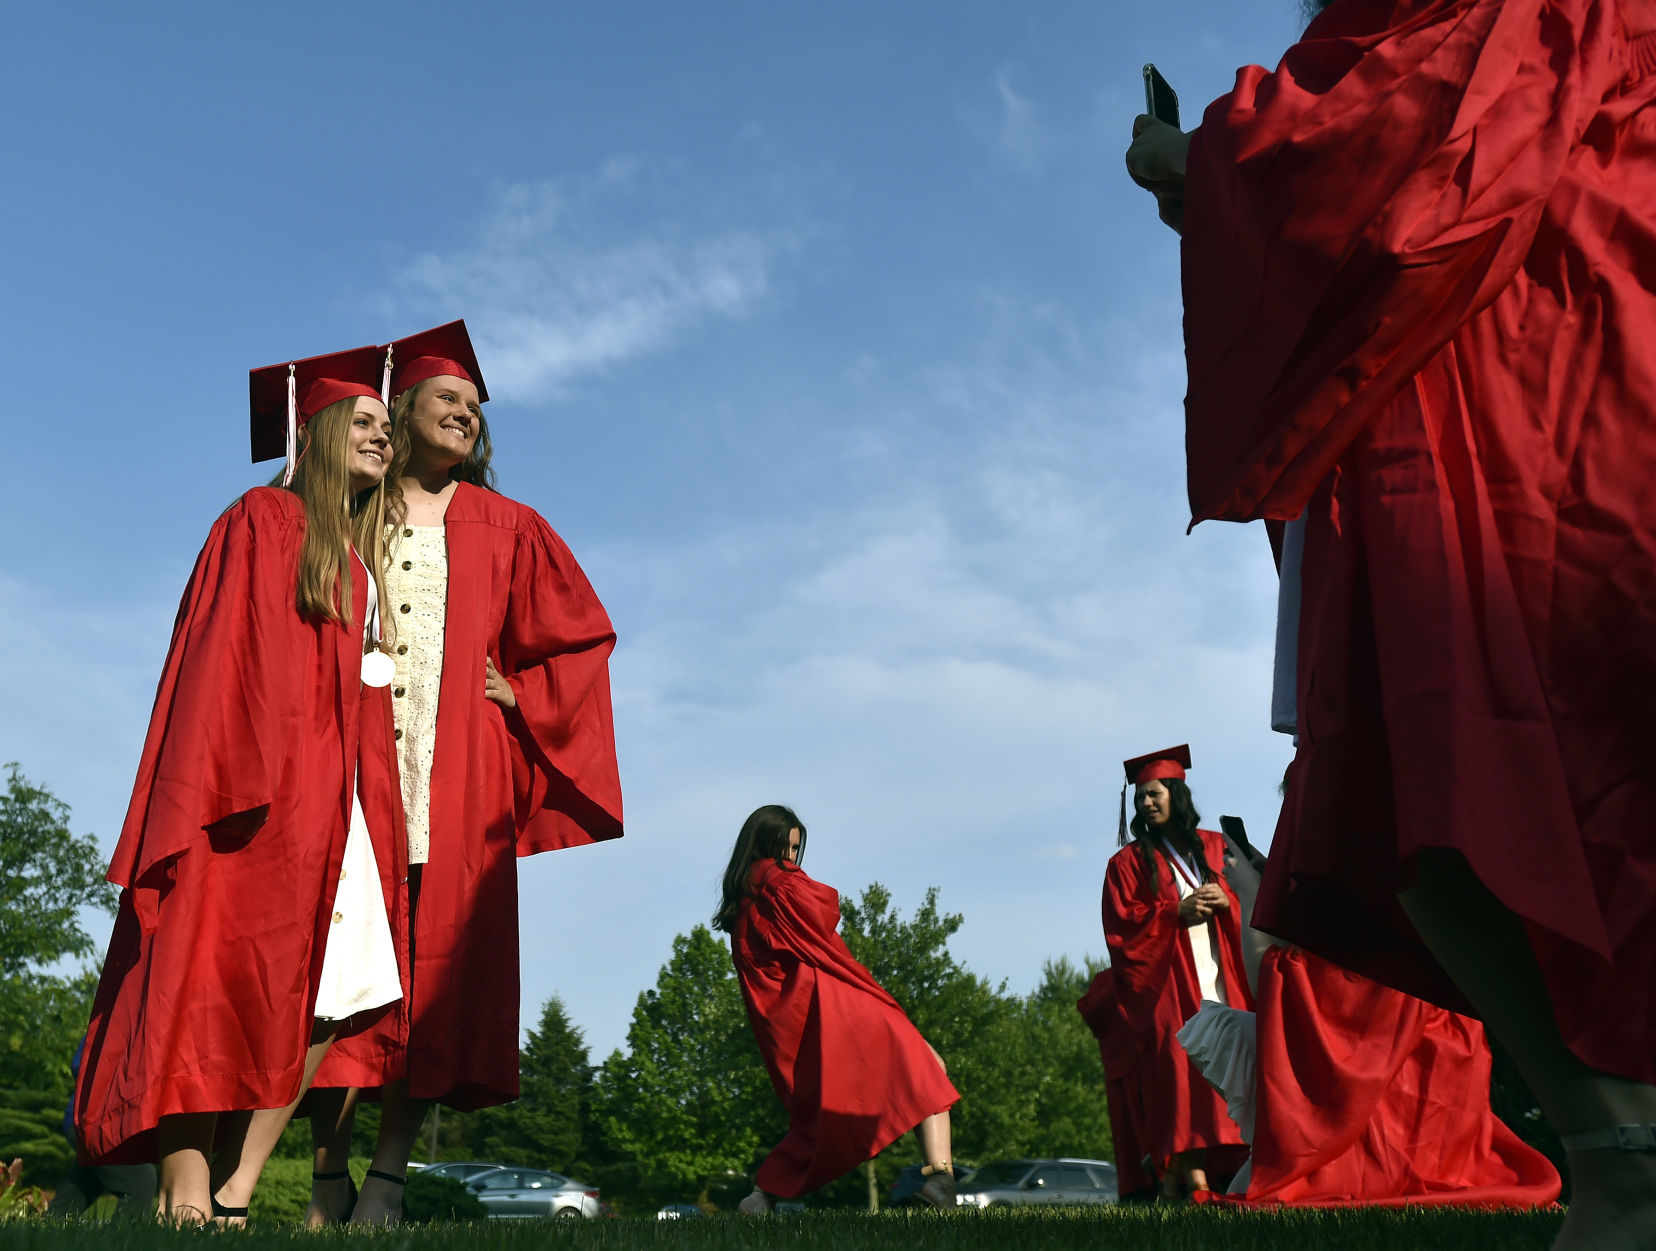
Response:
[656,1203,703,1219]
[467,1166,600,1219]
[420,1161,505,1184]
[953,1158,1117,1207]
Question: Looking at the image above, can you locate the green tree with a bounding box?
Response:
[0,764,115,978]
[0,765,117,1183]
[838,883,1026,1166]
[587,926,781,1207]
[1015,957,1113,1161]
[463,995,592,1171]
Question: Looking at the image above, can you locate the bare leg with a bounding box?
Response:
[305,1086,358,1227]
[1400,849,1656,1251]
[155,1112,215,1225]
[1175,1149,1209,1193]
[349,1077,430,1225]
[208,1022,339,1223]
[913,1110,952,1169]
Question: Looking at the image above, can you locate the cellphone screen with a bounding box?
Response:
[1142,63,1180,128]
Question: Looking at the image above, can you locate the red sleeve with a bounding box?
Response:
[749,863,904,1011]
[1182,0,1626,522]
[108,489,301,893]
[1102,846,1182,1026]
[498,508,624,854]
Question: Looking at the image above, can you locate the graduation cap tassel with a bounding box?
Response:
[1117,783,1129,847]
[380,343,393,407]
[282,363,299,487]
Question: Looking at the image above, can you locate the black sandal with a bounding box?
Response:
[312,1169,358,1224]
[364,1169,407,1222]
[210,1195,249,1222]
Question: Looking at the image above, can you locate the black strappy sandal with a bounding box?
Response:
[311,1169,358,1224]
[363,1169,407,1223]
[210,1195,249,1224]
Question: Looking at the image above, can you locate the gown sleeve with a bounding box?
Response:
[107,489,301,900]
[497,508,624,854]
[750,863,905,1012]
[1103,847,1181,1036]
[1182,0,1627,522]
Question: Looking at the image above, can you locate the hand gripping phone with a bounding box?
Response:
[1142,63,1180,127]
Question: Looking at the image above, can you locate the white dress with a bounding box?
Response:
[383,525,448,865]
[312,558,403,1021]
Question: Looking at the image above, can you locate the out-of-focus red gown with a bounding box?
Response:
[1182,0,1656,1083]
[1243,948,1560,1206]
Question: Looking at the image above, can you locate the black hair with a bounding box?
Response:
[1128,777,1216,890]
[713,804,807,932]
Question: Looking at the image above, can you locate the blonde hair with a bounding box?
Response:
[282,397,393,635]
[383,380,496,527]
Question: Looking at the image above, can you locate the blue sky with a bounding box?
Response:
[2,2,1309,1059]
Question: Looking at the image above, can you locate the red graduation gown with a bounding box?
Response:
[1182,0,1656,1083]
[1102,831,1253,1172]
[74,488,408,1163]
[1076,967,1156,1198]
[731,860,959,1198]
[1243,947,1560,1206]
[313,482,623,1109]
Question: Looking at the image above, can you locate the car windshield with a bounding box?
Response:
[964,1161,1032,1188]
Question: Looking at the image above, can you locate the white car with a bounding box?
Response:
[467,1167,600,1219]
[953,1158,1118,1207]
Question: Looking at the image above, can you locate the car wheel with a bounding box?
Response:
[556,1208,583,1219]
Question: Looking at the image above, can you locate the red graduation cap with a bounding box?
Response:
[250,342,389,484]
[1122,744,1191,786]
[387,319,489,402]
[1118,744,1192,844]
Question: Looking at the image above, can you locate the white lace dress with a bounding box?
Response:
[313,557,404,1021]
[383,525,448,865]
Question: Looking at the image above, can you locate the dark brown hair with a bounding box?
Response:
[714,804,806,932]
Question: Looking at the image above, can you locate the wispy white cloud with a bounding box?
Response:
[967,65,1062,175]
[381,159,806,403]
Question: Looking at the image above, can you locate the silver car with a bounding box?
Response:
[954,1158,1118,1207]
[466,1167,601,1219]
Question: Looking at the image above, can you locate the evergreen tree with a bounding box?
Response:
[463,995,592,1171]
[587,926,781,1206]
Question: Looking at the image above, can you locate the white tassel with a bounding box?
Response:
[282,363,298,487]
[380,343,393,406]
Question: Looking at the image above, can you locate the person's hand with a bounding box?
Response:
[484,656,517,709]
[1178,882,1231,926]
[1126,115,1191,235]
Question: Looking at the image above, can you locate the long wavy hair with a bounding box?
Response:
[1127,778,1216,892]
[714,804,807,933]
[383,379,497,527]
[276,397,393,632]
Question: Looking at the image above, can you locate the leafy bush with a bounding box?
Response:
[0,1093,70,1188]
[403,1171,485,1223]
[1,1158,47,1221]
[245,1156,315,1224]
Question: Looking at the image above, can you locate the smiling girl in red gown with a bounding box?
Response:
[75,344,405,1224]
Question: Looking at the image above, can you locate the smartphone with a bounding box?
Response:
[1142,63,1180,128]
[1219,815,1259,864]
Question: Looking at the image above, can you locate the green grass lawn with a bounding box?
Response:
[6,1205,1565,1251]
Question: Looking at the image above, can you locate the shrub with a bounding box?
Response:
[404,1171,485,1224]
